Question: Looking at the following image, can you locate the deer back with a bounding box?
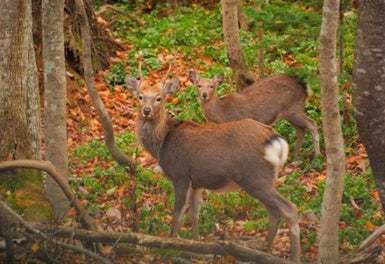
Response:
[159,118,282,190]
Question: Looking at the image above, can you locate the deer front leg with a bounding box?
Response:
[170,181,192,238]
[190,188,203,240]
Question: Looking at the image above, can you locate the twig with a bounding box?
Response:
[0,200,111,264]
[75,0,136,173]
[359,223,385,251]
[54,241,112,264]
[0,160,95,231]
[350,196,362,211]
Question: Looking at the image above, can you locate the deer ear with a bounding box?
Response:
[163,79,180,96]
[213,74,224,86]
[125,76,140,94]
[188,70,199,84]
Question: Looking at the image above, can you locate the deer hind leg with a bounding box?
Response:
[287,112,320,157]
[264,191,300,263]
[239,181,301,263]
[272,191,301,263]
[171,181,192,238]
[293,125,305,158]
[190,188,203,240]
[265,209,281,252]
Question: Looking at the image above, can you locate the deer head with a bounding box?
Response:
[188,70,224,101]
[125,77,179,121]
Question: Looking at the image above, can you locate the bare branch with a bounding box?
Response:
[36,225,295,264]
[0,160,95,231]
[349,196,362,211]
[341,244,383,264]
[359,223,385,251]
[75,0,136,173]
[96,4,145,26]
[0,199,111,264]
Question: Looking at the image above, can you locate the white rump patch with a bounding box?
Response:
[264,137,289,168]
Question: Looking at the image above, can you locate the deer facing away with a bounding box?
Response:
[189,71,321,157]
[125,76,301,262]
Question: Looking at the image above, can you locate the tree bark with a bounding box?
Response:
[0,0,50,221]
[352,0,385,212]
[318,0,345,263]
[42,0,70,218]
[221,0,255,91]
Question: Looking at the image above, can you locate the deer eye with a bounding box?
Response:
[210,85,214,89]
[138,95,143,101]
[156,96,162,102]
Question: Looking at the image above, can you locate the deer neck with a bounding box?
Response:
[201,96,226,121]
[137,108,170,160]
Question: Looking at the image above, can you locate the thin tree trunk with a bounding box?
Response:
[237,0,249,30]
[318,0,345,263]
[352,0,385,212]
[221,0,255,91]
[338,12,344,75]
[0,0,51,221]
[256,3,264,78]
[42,0,70,217]
[74,0,137,229]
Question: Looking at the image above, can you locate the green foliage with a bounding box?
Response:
[168,85,205,122]
[112,6,223,54]
[105,61,127,89]
[126,49,162,77]
[72,132,137,162]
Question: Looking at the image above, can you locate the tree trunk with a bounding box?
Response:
[318,0,345,263]
[42,0,70,217]
[256,3,264,78]
[32,0,122,75]
[0,0,51,221]
[221,0,255,91]
[352,0,385,212]
[64,0,123,72]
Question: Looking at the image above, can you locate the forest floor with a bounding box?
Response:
[64,1,385,263]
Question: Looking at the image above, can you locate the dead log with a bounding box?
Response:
[35,225,295,264]
[0,199,110,264]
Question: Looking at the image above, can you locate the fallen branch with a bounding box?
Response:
[0,199,111,264]
[341,244,383,264]
[349,196,362,211]
[75,0,136,173]
[96,4,145,26]
[36,225,295,264]
[359,223,385,251]
[0,160,95,231]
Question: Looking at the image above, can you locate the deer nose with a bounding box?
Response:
[143,106,151,116]
[202,92,208,99]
